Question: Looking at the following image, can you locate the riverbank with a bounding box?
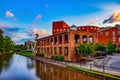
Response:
[31,56,120,80]
[67,65,120,80]
[17,51,36,57]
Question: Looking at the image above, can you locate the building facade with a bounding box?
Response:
[36,21,120,61]
[37,21,98,61]
[25,41,35,52]
[97,24,120,49]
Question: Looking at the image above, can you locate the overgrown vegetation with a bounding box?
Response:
[51,55,64,61]
[0,29,14,54]
[17,51,36,57]
[67,65,120,80]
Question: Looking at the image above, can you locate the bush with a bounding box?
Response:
[50,55,64,61]
[51,56,54,59]
[39,54,44,57]
[57,55,64,61]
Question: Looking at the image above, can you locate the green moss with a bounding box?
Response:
[16,51,36,57]
[66,65,120,80]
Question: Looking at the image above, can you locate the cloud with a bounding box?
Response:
[12,32,32,41]
[5,11,14,17]
[32,28,47,35]
[103,11,120,23]
[35,14,42,20]
[98,3,120,12]
[0,23,21,34]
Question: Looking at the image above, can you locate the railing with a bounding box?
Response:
[67,62,120,76]
[34,56,120,76]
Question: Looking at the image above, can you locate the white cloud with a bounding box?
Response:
[35,14,42,20]
[12,32,32,42]
[5,11,14,17]
[32,28,47,35]
[98,3,120,12]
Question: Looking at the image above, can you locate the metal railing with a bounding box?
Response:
[35,56,120,76]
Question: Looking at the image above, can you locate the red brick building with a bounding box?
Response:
[37,21,97,61]
[77,26,100,33]
[97,24,120,49]
[36,21,120,61]
[52,21,70,35]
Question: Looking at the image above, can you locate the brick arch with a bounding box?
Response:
[89,36,94,43]
[74,34,80,43]
[82,35,87,43]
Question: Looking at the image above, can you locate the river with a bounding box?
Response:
[0,54,104,80]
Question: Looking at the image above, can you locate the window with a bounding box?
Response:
[112,31,115,36]
[118,31,120,36]
[119,37,120,42]
[100,32,102,36]
[113,37,115,42]
[60,29,62,31]
[106,32,108,36]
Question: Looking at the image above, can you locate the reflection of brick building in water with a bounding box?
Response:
[36,21,120,61]
[37,21,98,61]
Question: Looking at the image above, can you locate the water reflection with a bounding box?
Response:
[0,54,104,80]
[0,54,13,74]
[26,58,35,70]
[0,54,40,80]
[35,61,102,80]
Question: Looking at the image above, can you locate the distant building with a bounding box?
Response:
[25,41,35,52]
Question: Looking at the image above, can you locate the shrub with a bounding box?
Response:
[39,54,44,57]
[54,56,57,60]
[57,55,64,61]
[51,56,54,59]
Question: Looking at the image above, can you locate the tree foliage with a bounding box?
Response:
[106,40,116,54]
[0,29,14,53]
[77,43,95,57]
[94,43,106,51]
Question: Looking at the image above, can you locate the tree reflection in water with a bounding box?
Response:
[0,54,13,74]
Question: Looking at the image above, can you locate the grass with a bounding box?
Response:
[66,65,120,80]
[17,51,36,57]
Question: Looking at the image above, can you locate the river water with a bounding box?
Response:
[0,54,102,80]
[0,54,40,80]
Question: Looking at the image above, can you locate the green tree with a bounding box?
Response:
[94,43,106,51]
[77,44,95,57]
[2,36,14,53]
[86,44,95,56]
[0,29,14,54]
[106,40,116,54]
[0,29,4,52]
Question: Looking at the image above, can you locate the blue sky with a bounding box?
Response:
[0,0,120,44]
